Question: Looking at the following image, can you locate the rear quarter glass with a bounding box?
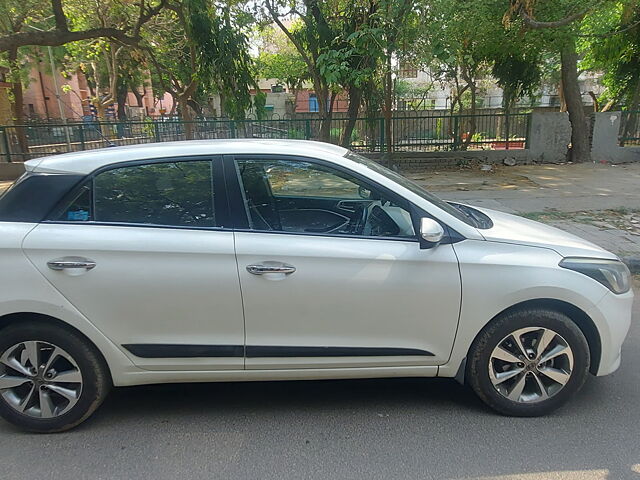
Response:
[0,173,84,223]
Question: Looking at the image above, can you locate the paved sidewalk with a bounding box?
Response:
[409,162,640,267]
[409,162,640,214]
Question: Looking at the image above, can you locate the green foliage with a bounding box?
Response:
[256,25,309,92]
[185,0,257,120]
[492,52,543,109]
[579,0,640,109]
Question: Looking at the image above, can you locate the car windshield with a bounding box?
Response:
[344,151,479,227]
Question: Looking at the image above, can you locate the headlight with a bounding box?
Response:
[559,257,631,294]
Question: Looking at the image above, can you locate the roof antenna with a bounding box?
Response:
[85,123,117,148]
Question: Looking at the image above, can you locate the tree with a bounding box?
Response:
[414,0,499,148]
[317,4,386,147]
[263,0,341,141]
[256,25,309,114]
[141,0,259,139]
[503,0,614,162]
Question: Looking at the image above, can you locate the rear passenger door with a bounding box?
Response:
[23,157,246,371]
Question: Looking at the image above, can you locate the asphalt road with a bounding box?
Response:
[1,296,638,480]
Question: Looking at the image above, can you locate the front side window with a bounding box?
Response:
[58,160,216,227]
[235,158,415,239]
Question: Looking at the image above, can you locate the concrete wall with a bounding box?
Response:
[526,112,571,163]
[591,112,640,164]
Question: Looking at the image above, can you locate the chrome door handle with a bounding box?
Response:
[47,257,97,271]
[246,262,296,275]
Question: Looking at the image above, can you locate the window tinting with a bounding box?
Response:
[93,161,216,227]
[236,158,415,239]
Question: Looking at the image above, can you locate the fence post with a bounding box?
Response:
[0,127,11,163]
[524,113,531,149]
[379,118,385,152]
[153,121,161,143]
[78,124,86,151]
[305,119,311,140]
[505,111,511,150]
[453,115,460,150]
[229,120,237,138]
[1,128,10,163]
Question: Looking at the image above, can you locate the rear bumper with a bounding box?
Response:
[591,289,634,376]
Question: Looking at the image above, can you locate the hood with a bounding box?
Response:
[474,207,618,260]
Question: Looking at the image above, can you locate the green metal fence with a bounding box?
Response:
[620,111,640,146]
[0,112,531,163]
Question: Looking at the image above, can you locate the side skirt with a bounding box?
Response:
[112,365,440,387]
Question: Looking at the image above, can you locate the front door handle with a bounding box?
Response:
[47,257,97,271]
[246,262,296,275]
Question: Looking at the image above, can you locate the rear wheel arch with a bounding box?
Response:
[0,312,113,384]
[462,298,601,381]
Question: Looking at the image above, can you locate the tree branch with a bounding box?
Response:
[51,0,69,32]
[0,28,139,52]
[0,0,166,53]
[521,9,590,29]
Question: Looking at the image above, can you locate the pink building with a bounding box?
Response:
[21,60,174,121]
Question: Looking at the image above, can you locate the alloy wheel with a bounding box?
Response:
[489,326,574,403]
[0,341,83,418]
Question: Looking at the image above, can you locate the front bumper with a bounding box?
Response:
[590,288,635,376]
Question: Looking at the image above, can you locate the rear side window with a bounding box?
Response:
[0,173,84,223]
[57,160,217,228]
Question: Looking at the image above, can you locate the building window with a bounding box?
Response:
[399,62,418,79]
[271,84,284,93]
[309,94,319,112]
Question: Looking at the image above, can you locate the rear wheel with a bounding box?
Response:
[0,322,111,432]
[467,308,590,416]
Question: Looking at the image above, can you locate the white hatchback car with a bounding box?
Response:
[0,140,633,432]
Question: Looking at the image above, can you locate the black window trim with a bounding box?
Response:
[43,155,231,231]
[222,154,462,244]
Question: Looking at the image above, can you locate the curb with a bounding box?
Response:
[622,256,640,274]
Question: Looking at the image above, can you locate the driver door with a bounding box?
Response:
[228,155,462,370]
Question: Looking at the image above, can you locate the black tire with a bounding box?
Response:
[467,308,590,417]
[0,321,111,432]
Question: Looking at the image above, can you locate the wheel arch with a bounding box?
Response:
[459,298,601,382]
[0,311,114,383]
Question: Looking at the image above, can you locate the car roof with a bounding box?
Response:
[24,139,349,175]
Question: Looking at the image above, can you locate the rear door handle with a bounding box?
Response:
[246,262,296,275]
[47,257,97,271]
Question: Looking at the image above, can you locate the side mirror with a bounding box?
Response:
[419,217,444,248]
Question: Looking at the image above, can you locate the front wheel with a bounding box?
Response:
[467,308,590,417]
[0,322,111,432]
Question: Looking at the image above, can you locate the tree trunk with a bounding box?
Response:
[179,97,194,140]
[462,76,477,150]
[558,78,567,112]
[341,86,362,148]
[129,82,144,107]
[8,48,28,159]
[316,86,332,142]
[561,39,591,163]
[116,81,128,121]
